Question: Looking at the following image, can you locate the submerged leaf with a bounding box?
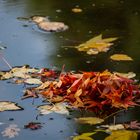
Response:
[75,34,117,55]
[105,130,137,140]
[124,120,140,130]
[37,103,69,115]
[32,16,68,32]
[1,124,20,138]
[73,132,96,140]
[72,8,83,13]
[0,101,22,112]
[76,117,104,125]
[110,54,133,61]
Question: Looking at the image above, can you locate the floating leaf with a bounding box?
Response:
[113,72,136,79]
[0,65,39,80]
[124,120,140,130]
[22,89,38,100]
[35,81,51,90]
[72,8,83,13]
[24,122,42,130]
[24,78,42,85]
[0,101,22,112]
[32,16,68,32]
[75,34,117,55]
[73,132,96,140]
[110,54,133,61]
[1,124,20,138]
[0,43,6,50]
[37,103,69,115]
[100,124,124,131]
[76,117,104,125]
[105,130,137,140]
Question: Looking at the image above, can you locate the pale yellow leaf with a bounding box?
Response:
[0,101,22,112]
[105,130,137,140]
[113,72,136,79]
[37,103,69,115]
[24,78,42,85]
[75,117,104,125]
[110,54,133,61]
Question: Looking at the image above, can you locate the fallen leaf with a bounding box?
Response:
[75,117,104,125]
[32,16,68,32]
[22,89,38,100]
[72,8,83,13]
[0,101,22,112]
[0,43,6,50]
[113,72,136,79]
[105,130,137,140]
[35,81,51,90]
[75,34,117,55]
[100,124,124,131]
[37,102,69,115]
[73,132,96,140]
[24,78,42,85]
[110,54,133,61]
[0,65,39,80]
[124,120,140,130]
[1,124,20,138]
[24,122,42,130]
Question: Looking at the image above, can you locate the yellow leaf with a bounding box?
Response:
[72,8,83,13]
[75,117,104,125]
[110,54,133,61]
[35,81,51,90]
[75,34,117,55]
[105,130,137,140]
[73,132,96,140]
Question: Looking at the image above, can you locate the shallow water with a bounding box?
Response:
[0,0,140,140]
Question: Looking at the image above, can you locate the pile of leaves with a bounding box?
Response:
[38,70,140,114]
[0,66,140,115]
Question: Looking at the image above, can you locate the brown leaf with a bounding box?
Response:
[24,122,42,130]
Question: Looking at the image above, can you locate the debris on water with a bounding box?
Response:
[31,16,68,32]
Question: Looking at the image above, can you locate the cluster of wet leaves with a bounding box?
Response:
[0,65,140,139]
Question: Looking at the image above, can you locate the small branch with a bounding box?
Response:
[0,54,12,69]
[103,109,125,121]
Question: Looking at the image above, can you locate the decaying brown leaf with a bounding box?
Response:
[75,34,117,55]
[24,122,42,130]
[110,54,133,61]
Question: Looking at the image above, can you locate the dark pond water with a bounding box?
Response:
[0,0,140,140]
